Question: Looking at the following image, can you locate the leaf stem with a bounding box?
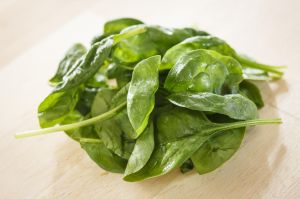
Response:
[15,102,126,139]
[236,55,285,76]
[206,118,282,133]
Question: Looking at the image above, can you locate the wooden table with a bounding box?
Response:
[1,1,300,198]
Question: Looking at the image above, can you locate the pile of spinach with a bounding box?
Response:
[15,18,284,182]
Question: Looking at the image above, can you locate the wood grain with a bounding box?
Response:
[1,1,300,198]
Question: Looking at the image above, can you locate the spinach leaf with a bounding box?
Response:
[81,141,127,173]
[161,35,284,77]
[92,87,135,159]
[55,25,146,91]
[161,36,235,70]
[104,18,144,35]
[124,106,278,181]
[91,18,144,44]
[49,43,86,86]
[124,121,154,179]
[168,92,258,120]
[38,88,80,128]
[127,55,160,137]
[192,127,245,174]
[164,49,240,94]
[239,80,264,109]
[112,26,204,64]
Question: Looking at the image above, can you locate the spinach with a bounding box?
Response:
[168,92,258,120]
[112,26,206,64]
[55,25,146,91]
[15,18,284,182]
[91,18,144,44]
[38,88,80,128]
[192,127,245,174]
[161,35,285,77]
[124,107,279,182]
[124,121,154,179]
[239,80,264,109]
[127,55,160,137]
[164,49,243,94]
[49,43,87,86]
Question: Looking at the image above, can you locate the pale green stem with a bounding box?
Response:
[15,102,126,139]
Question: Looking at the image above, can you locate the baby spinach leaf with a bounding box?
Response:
[124,121,154,179]
[104,18,144,35]
[124,106,279,181]
[55,26,146,91]
[49,43,86,86]
[112,26,203,64]
[239,80,264,109]
[91,18,144,44]
[38,88,80,128]
[191,127,245,174]
[164,49,229,94]
[81,142,127,173]
[127,55,160,137]
[161,35,284,77]
[92,87,135,159]
[161,36,235,70]
[168,92,258,120]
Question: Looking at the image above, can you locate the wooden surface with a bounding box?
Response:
[1,1,300,198]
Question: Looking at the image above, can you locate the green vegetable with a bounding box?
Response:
[239,80,264,108]
[127,55,160,137]
[15,18,284,182]
[38,88,79,128]
[164,49,243,94]
[168,92,258,120]
[124,107,280,182]
[49,43,87,86]
[161,35,285,78]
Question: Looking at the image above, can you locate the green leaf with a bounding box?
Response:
[161,36,235,70]
[168,92,258,120]
[124,106,280,181]
[55,26,146,91]
[164,49,242,94]
[112,26,202,64]
[91,18,144,45]
[124,121,154,179]
[160,35,284,76]
[239,80,264,109]
[104,18,144,34]
[49,43,86,86]
[38,88,79,128]
[127,55,160,137]
[192,127,245,174]
[81,142,127,173]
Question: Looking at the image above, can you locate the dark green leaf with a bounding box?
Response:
[239,80,264,109]
[168,92,258,120]
[55,26,146,91]
[49,43,86,86]
[127,55,160,137]
[164,49,243,94]
[38,88,79,128]
[81,142,127,173]
[112,26,201,64]
[124,121,154,179]
[104,18,144,34]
